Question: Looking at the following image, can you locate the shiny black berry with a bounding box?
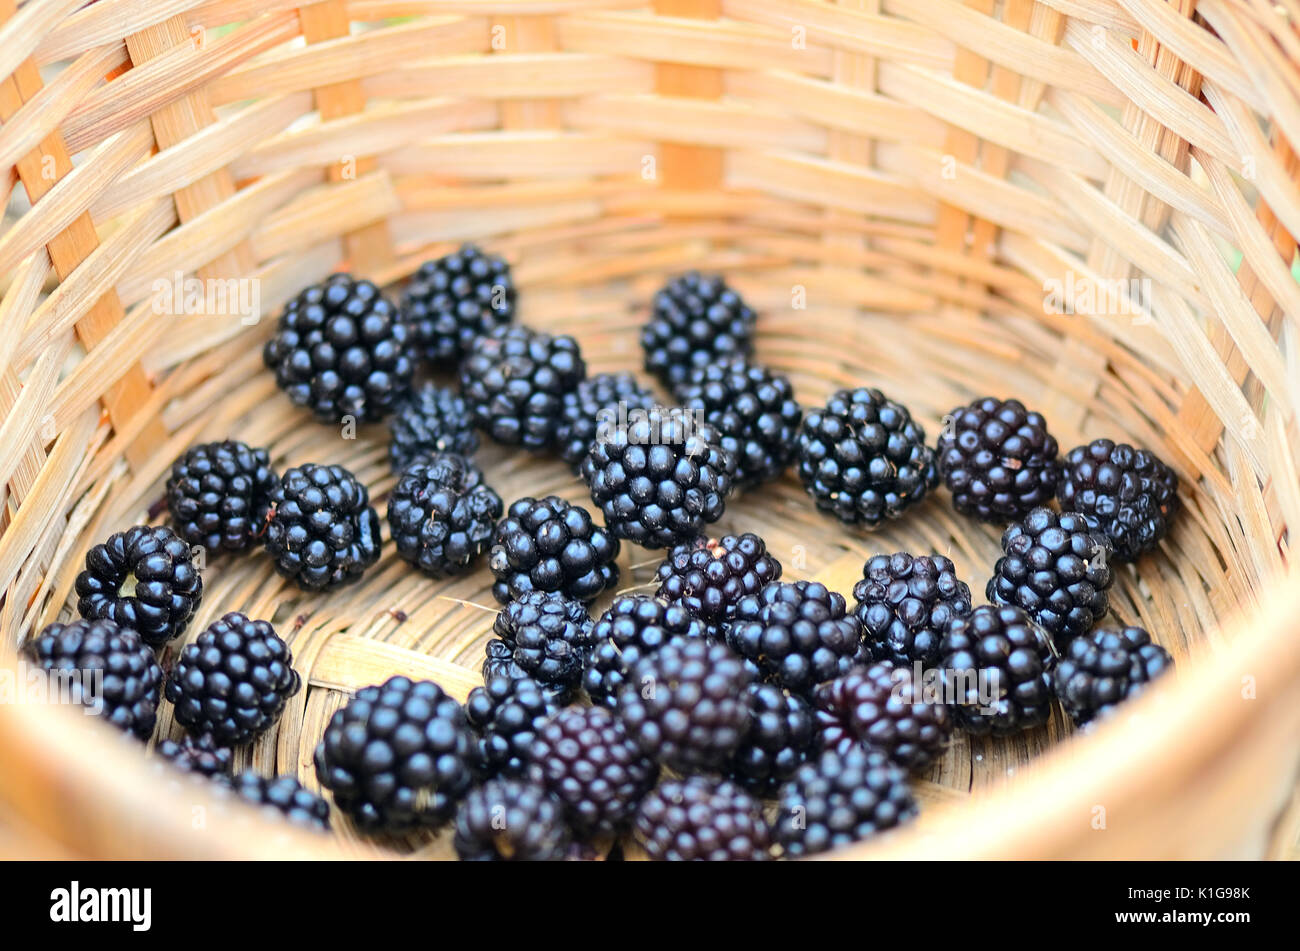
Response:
[1053,625,1173,725]
[488,591,595,693]
[634,776,771,861]
[1057,438,1179,562]
[641,273,757,393]
[387,383,478,473]
[726,682,814,795]
[465,675,560,779]
[453,778,572,861]
[264,463,381,592]
[226,772,331,831]
[583,595,704,708]
[388,454,501,578]
[165,440,277,554]
[938,604,1056,735]
[936,396,1059,522]
[488,495,619,604]
[402,244,516,366]
[654,532,782,637]
[852,552,972,668]
[812,661,952,770]
[75,525,202,647]
[555,372,659,472]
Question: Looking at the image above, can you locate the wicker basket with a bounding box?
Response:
[1,0,1298,861]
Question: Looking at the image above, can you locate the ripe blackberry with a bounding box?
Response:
[654,532,782,637]
[164,611,301,747]
[641,272,757,392]
[264,463,381,592]
[263,273,413,423]
[726,581,865,695]
[677,359,802,488]
[812,662,952,770]
[583,595,704,708]
[555,372,659,471]
[226,772,331,832]
[459,324,585,450]
[528,705,658,838]
[453,778,572,861]
[796,387,937,527]
[387,383,478,473]
[22,619,162,740]
[155,734,231,778]
[388,454,501,578]
[726,682,814,794]
[1057,438,1180,562]
[938,604,1056,735]
[581,407,736,549]
[401,244,516,366]
[465,675,560,779]
[165,440,277,554]
[314,675,474,832]
[1054,626,1174,726]
[852,552,972,668]
[488,591,595,693]
[936,396,1059,522]
[987,507,1114,643]
[634,776,771,861]
[774,747,917,858]
[488,495,619,604]
[75,525,202,648]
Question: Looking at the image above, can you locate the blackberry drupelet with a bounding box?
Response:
[726,682,814,795]
[263,273,413,423]
[634,776,771,861]
[938,604,1056,735]
[581,407,736,549]
[155,734,232,778]
[654,532,782,637]
[812,662,952,770]
[164,611,301,747]
[453,778,572,861]
[796,387,937,527]
[583,595,704,708]
[459,324,586,450]
[387,383,478,473]
[401,244,516,367]
[852,552,972,668]
[774,747,917,858]
[75,525,202,648]
[936,396,1060,522]
[640,272,757,393]
[1054,625,1174,726]
[23,619,162,740]
[226,772,331,832]
[388,453,502,578]
[488,495,619,604]
[555,372,659,471]
[314,675,474,832]
[488,591,596,693]
[263,463,381,592]
[1057,438,1180,562]
[465,675,560,779]
[987,507,1114,644]
[165,440,277,554]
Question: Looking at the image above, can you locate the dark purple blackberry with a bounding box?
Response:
[226,772,331,832]
[155,734,232,778]
[583,595,704,708]
[263,273,413,423]
[581,407,736,549]
[938,604,1056,735]
[479,641,575,705]
[654,532,782,637]
[488,495,619,604]
[774,747,917,858]
[795,387,937,527]
[263,463,381,592]
[488,591,595,693]
[313,675,474,832]
[936,396,1060,522]
[812,662,952,770]
[852,552,972,668]
[641,272,757,393]
[459,324,585,450]
[22,619,162,740]
[1057,438,1180,562]
[1054,625,1174,726]
[465,675,561,779]
[555,372,659,472]
[726,682,814,794]
[634,776,771,861]
[387,383,478,473]
[987,507,1114,644]
[75,525,202,648]
[164,611,301,747]
[165,440,277,554]
[387,453,501,578]
[401,244,516,367]
[453,778,572,861]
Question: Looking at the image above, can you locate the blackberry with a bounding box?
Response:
[465,675,560,779]
[528,705,658,838]
[726,581,864,695]
[654,532,782,637]
[641,272,757,392]
[155,734,232,778]
[387,384,478,473]
[726,682,814,794]
[488,591,595,693]
[936,396,1059,522]
[488,495,619,604]
[164,611,301,747]
[22,619,162,740]
[226,772,331,832]
[581,407,736,549]
[677,359,802,487]
[634,776,771,861]
[75,525,202,648]
[938,604,1056,735]
[987,507,1114,643]
[459,324,585,450]
[583,595,704,708]
[1054,626,1174,726]
[796,387,937,527]
[314,676,474,832]
[264,463,381,592]
[852,552,972,668]
[388,454,501,578]
[812,662,952,770]
[263,273,413,423]
[774,747,917,858]
[401,244,516,366]
[1057,438,1180,562]
[555,372,658,471]
[165,440,277,554]
[453,778,572,861]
